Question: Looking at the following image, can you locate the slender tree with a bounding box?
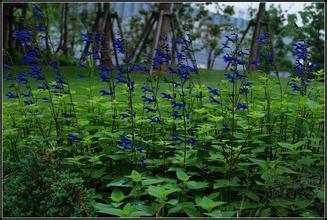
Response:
[248,3,266,71]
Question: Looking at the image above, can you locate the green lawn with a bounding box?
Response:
[3,65,291,97]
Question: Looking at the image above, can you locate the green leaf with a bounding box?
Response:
[141,178,164,186]
[270,198,293,208]
[167,199,179,206]
[122,203,133,216]
[259,208,272,217]
[147,185,181,201]
[181,202,202,217]
[93,203,124,216]
[213,177,240,189]
[130,170,142,182]
[186,181,209,190]
[111,188,125,203]
[107,177,133,188]
[147,185,166,200]
[90,167,107,179]
[195,196,226,212]
[205,210,236,217]
[176,168,190,182]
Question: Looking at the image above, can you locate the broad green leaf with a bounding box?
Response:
[107,177,133,188]
[111,188,125,203]
[195,196,226,212]
[176,168,190,182]
[270,198,293,208]
[141,178,164,186]
[186,181,209,190]
[130,170,142,182]
[214,177,240,189]
[205,209,236,217]
[93,203,124,216]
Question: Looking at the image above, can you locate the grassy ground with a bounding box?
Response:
[3,65,291,97]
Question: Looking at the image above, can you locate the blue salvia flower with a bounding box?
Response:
[93,54,101,60]
[100,89,112,96]
[138,156,146,164]
[63,113,71,118]
[42,97,49,102]
[161,92,174,100]
[172,134,182,142]
[236,103,247,110]
[208,86,220,96]
[239,87,248,94]
[290,83,299,91]
[127,80,135,89]
[79,62,87,68]
[95,34,104,42]
[24,100,34,106]
[33,11,43,19]
[259,51,265,58]
[172,111,180,120]
[223,123,230,132]
[100,73,109,82]
[50,61,59,69]
[21,91,33,97]
[81,33,92,44]
[210,96,219,104]
[119,135,132,150]
[142,86,152,93]
[251,60,259,66]
[222,42,230,49]
[13,29,32,47]
[38,83,49,90]
[142,96,156,103]
[138,146,144,153]
[32,3,41,11]
[235,71,245,80]
[3,64,10,69]
[56,75,67,84]
[223,53,234,63]
[224,73,234,83]
[6,92,17,99]
[168,66,177,74]
[120,113,128,120]
[186,138,197,146]
[144,106,156,113]
[172,101,185,109]
[113,38,125,54]
[52,84,62,90]
[98,65,112,72]
[172,81,181,88]
[23,50,38,64]
[68,133,80,142]
[176,52,185,61]
[149,117,161,123]
[245,82,253,87]
[17,72,28,84]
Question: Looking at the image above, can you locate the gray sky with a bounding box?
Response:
[206,2,312,21]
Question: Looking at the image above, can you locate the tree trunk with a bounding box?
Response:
[45,4,50,51]
[80,3,102,61]
[248,3,266,71]
[207,48,213,69]
[62,3,69,56]
[55,4,64,54]
[100,3,114,67]
[8,5,14,54]
[159,3,173,39]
